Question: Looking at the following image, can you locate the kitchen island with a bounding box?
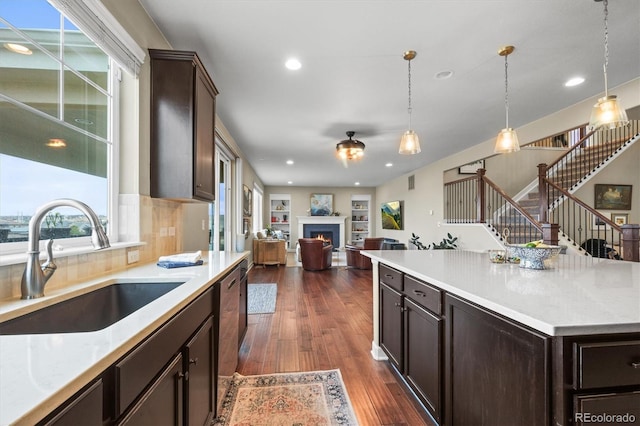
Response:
[362,249,640,426]
[0,251,248,425]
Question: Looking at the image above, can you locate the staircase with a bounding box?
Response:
[444,121,640,259]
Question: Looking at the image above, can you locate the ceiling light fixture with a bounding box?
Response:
[4,42,32,55]
[336,131,365,160]
[588,0,628,130]
[494,45,520,154]
[46,138,66,148]
[564,77,585,87]
[285,58,301,70]
[399,50,421,155]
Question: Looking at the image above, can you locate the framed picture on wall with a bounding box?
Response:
[594,184,632,210]
[381,200,403,230]
[310,193,333,216]
[611,213,628,226]
[243,185,252,217]
[458,159,485,175]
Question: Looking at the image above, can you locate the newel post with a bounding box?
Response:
[537,164,549,223]
[476,168,486,223]
[622,224,639,262]
[542,223,559,246]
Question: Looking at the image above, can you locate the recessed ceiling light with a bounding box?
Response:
[4,42,32,55]
[435,70,454,80]
[286,160,294,165]
[354,182,360,186]
[564,77,585,87]
[287,181,293,185]
[285,58,301,70]
[385,163,393,167]
[46,138,66,148]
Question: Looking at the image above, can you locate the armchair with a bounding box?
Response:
[345,237,402,269]
[298,238,333,271]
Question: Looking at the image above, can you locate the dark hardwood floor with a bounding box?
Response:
[239,262,434,426]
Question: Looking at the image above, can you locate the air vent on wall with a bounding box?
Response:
[408,174,415,190]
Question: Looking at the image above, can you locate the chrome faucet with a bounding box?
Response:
[21,199,110,299]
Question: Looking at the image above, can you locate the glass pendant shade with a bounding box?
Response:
[588,95,629,130]
[494,128,520,153]
[399,130,421,155]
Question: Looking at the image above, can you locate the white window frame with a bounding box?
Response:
[0,1,141,262]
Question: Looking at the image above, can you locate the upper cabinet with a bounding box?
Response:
[149,49,219,202]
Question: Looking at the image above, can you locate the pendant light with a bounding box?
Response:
[336,131,365,160]
[588,0,629,130]
[494,45,520,154]
[399,50,421,155]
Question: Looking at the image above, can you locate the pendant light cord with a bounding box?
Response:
[602,0,610,97]
[407,59,413,130]
[504,53,509,129]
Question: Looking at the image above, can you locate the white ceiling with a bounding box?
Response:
[137,0,640,188]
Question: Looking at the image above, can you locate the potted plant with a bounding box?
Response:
[409,232,458,250]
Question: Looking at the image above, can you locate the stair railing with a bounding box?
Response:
[444,169,549,244]
[544,121,639,191]
[537,171,639,261]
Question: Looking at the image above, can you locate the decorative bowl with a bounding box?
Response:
[505,244,563,270]
[488,249,507,263]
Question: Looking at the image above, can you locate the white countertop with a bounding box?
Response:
[0,251,248,426]
[362,250,640,337]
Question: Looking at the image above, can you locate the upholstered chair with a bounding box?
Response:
[298,238,333,271]
[345,237,387,270]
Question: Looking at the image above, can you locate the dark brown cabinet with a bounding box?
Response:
[444,294,550,426]
[404,297,441,422]
[149,49,219,202]
[379,266,442,423]
[117,354,184,426]
[43,379,103,426]
[553,335,640,425]
[379,282,403,369]
[185,317,216,425]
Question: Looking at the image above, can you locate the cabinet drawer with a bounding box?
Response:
[115,287,213,416]
[404,275,441,315]
[575,340,640,389]
[574,391,640,425]
[379,264,403,292]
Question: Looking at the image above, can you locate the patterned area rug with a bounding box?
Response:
[247,283,277,314]
[213,369,359,425]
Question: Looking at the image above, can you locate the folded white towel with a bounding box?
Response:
[158,250,202,264]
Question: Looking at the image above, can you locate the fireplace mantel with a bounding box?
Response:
[297,216,347,249]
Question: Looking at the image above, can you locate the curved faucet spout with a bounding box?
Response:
[21,199,110,299]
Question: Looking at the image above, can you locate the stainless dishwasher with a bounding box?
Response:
[217,266,240,413]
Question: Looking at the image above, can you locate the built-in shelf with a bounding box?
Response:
[350,195,371,243]
[269,194,291,249]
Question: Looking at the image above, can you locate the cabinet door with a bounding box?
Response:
[404,298,442,422]
[445,294,550,426]
[380,282,403,370]
[118,354,184,426]
[43,380,103,426]
[239,274,248,346]
[185,317,215,426]
[194,67,215,200]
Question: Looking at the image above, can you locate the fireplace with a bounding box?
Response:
[306,224,339,248]
[297,216,347,250]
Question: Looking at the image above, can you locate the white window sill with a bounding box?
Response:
[0,241,146,267]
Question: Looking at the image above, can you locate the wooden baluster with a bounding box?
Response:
[476,168,486,223]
